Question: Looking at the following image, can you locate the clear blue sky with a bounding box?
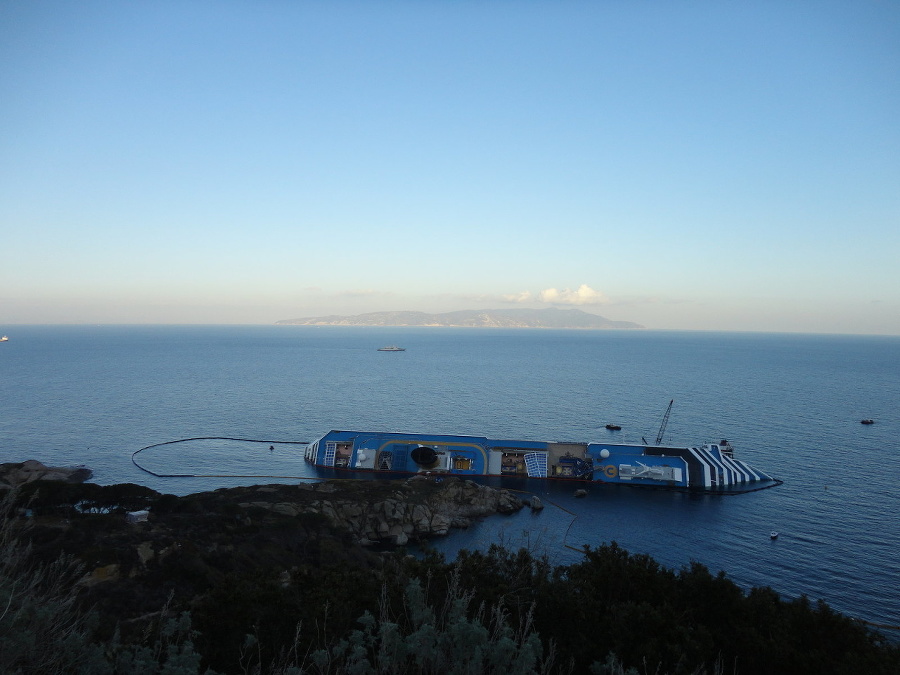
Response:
[2,1,898,333]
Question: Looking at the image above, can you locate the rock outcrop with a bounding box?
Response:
[3,473,530,641]
[236,476,525,546]
[0,460,93,490]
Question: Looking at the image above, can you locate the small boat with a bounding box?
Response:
[0,336,8,342]
[770,531,779,539]
[861,419,875,425]
[605,424,622,431]
[377,346,406,352]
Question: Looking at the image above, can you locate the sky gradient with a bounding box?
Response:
[2,1,899,334]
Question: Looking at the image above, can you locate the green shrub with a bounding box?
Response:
[305,571,551,674]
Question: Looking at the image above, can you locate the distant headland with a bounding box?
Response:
[276,307,644,329]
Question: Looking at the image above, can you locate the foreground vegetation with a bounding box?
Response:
[2,480,898,674]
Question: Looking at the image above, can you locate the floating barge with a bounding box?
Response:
[304,430,775,490]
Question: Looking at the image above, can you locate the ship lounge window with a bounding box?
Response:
[334,442,353,468]
[453,456,473,471]
[501,452,526,475]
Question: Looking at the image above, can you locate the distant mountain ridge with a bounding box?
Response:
[276,308,643,329]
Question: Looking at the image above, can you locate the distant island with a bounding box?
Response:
[276,307,644,329]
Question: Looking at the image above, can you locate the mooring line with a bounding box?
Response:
[506,487,581,551]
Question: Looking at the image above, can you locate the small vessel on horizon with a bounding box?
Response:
[861,419,875,425]
[0,335,8,342]
[377,346,406,352]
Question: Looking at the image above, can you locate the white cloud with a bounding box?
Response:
[502,291,533,303]
[335,289,392,298]
[539,284,608,306]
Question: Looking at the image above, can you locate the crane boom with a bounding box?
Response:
[655,399,674,445]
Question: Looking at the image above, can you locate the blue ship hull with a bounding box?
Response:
[304,430,775,491]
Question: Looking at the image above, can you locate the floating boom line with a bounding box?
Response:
[131,436,311,480]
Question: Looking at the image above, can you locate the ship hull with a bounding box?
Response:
[304,430,775,491]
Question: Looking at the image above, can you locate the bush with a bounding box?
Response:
[0,491,108,673]
[304,571,551,674]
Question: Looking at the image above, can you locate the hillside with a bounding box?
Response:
[276,307,643,329]
[3,475,898,674]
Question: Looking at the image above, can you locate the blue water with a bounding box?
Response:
[1,325,898,630]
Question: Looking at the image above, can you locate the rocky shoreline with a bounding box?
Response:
[1,460,530,547]
[1,461,534,632]
[234,474,526,546]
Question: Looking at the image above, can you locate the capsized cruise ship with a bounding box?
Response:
[304,429,776,491]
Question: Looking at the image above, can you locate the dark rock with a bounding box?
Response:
[0,460,93,490]
[232,476,524,546]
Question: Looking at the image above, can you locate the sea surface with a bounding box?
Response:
[1,325,898,631]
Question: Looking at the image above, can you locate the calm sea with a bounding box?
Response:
[1,325,898,630]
